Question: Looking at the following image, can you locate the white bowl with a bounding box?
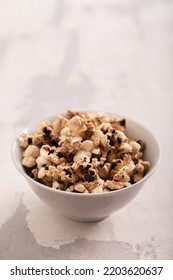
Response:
[12,114,161,222]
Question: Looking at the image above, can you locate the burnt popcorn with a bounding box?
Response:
[28,137,32,145]
[85,170,95,182]
[43,127,52,139]
[108,136,115,146]
[64,169,72,178]
[19,111,150,193]
[119,118,126,127]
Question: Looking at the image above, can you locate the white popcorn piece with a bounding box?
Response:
[92,129,103,139]
[49,165,62,181]
[52,116,68,136]
[71,136,83,143]
[36,156,50,169]
[91,185,103,193]
[92,148,100,155]
[48,154,60,165]
[73,150,91,163]
[113,171,130,182]
[38,167,46,179]
[122,160,135,175]
[52,181,61,189]
[23,145,40,158]
[66,185,75,192]
[68,116,87,136]
[19,132,32,148]
[119,142,132,153]
[116,130,127,141]
[123,182,132,188]
[99,122,112,131]
[104,180,124,190]
[81,140,94,152]
[129,141,141,154]
[100,134,108,147]
[74,183,86,193]
[22,156,36,168]
[133,163,145,182]
[36,121,51,134]
[60,127,71,137]
[40,145,51,158]
[140,160,150,172]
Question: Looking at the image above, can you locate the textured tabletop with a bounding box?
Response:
[0,0,172,260]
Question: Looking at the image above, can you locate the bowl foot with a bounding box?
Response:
[63,215,109,223]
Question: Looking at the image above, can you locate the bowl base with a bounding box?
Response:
[63,215,109,223]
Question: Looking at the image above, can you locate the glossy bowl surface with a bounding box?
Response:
[12,114,161,222]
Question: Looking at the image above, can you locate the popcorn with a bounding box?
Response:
[32,134,44,147]
[36,156,50,169]
[104,180,124,190]
[23,145,40,158]
[116,130,127,142]
[68,116,87,136]
[38,167,47,179]
[22,156,36,168]
[40,145,51,158]
[98,163,111,180]
[81,140,94,152]
[21,144,40,168]
[73,150,91,164]
[129,141,141,154]
[19,111,150,193]
[52,181,61,189]
[74,183,86,193]
[60,127,71,137]
[19,132,33,148]
[133,161,150,182]
[133,163,145,182]
[91,185,103,193]
[119,142,132,154]
[52,115,68,137]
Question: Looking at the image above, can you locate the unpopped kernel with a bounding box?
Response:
[19,111,150,193]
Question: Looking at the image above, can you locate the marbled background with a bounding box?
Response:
[0,0,173,259]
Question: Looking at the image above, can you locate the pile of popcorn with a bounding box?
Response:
[19,111,150,193]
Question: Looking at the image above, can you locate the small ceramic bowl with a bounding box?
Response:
[12,114,160,222]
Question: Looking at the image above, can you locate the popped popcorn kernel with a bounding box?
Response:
[22,156,36,168]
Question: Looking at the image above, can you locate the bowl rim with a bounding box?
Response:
[11,112,161,197]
